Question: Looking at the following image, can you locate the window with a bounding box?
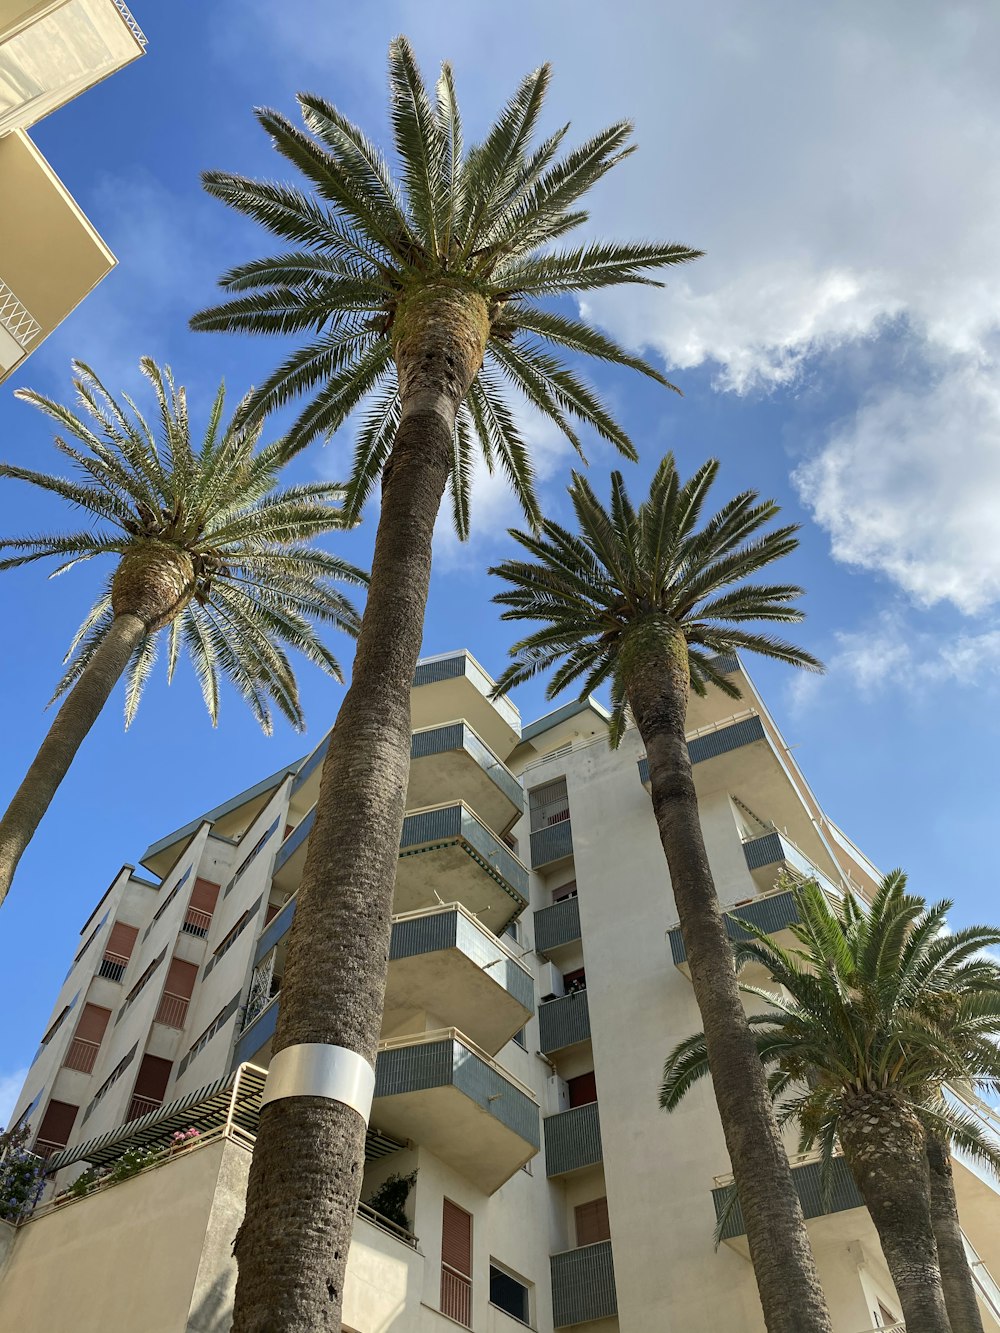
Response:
[73,909,109,964]
[489,1263,530,1325]
[63,1003,112,1074]
[40,993,78,1046]
[225,817,280,896]
[529,778,569,832]
[34,1099,79,1157]
[441,1198,472,1327]
[575,1197,611,1246]
[503,919,519,943]
[512,1026,526,1049]
[552,881,577,904]
[83,1043,138,1122]
[203,894,263,977]
[98,921,139,981]
[567,1071,597,1108]
[562,967,586,994]
[114,948,166,1023]
[182,878,221,937]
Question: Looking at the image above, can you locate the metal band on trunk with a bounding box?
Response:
[260,1043,376,1122]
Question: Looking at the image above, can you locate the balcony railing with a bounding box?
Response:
[181,907,213,939]
[712,1151,863,1240]
[126,1094,162,1123]
[154,991,190,1030]
[534,895,581,952]
[0,278,40,349]
[543,1100,603,1177]
[538,989,591,1054]
[97,950,129,983]
[530,818,574,868]
[63,1036,101,1074]
[33,1138,67,1161]
[550,1239,618,1327]
[441,1265,472,1327]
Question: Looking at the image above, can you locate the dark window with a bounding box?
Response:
[489,1264,529,1324]
[567,1071,597,1107]
[575,1196,611,1246]
[528,778,569,832]
[562,967,586,994]
[552,881,577,903]
[512,1027,526,1049]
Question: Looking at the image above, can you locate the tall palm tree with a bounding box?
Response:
[489,457,831,1333]
[191,39,702,1333]
[660,874,1000,1333]
[0,358,365,906]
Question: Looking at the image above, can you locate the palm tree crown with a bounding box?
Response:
[190,37,701,534]
[1,358,366,732]
[660,874,1000,1195]
[489,453,822,740]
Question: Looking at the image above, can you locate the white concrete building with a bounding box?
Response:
[0,1,145,383]
[3,648,999,1331]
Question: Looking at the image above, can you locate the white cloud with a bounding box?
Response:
[795,356,1000,614]
[789,608,1000,708]
[0,1068,28,1129]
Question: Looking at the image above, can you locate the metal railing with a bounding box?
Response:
[713,1147,831,1190]
[378,1027,538,1103]
[154,991,190,1030]
[182,907,213,938]
[110,0,148,47]
[126,1094,162,1122]
[63,1036,101,1074]
[33,1138,67,1162]
[0,279,41,350]
[356,1199,419,1249]
[97,951,129,982]
[441,1265,472,1327]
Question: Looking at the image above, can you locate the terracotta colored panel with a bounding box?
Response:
[189,878,221,912]
[132,1053,171,1100]
[73,1003,111,1043]
[106,921,139,959]
[164,956,198,999]
[575,1196,611,1246]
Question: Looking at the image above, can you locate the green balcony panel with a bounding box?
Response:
[712,1155,863,1242]
[534,896,582,953]
[543,1101,602,1177]
[530,820,574,868]
[538,989,591,1055]
[550,1240,618,1327]
[669,890,798,967]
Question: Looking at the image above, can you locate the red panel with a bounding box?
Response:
[575,1196,611,1246]
[133,1053,172,1100]
[164,957,198,999]
[567,1071,597,1107]
[73,1003,111,1043]
[106,921,139,959]
[441,1198,472,1275]
[36,1099,78,1147]
[189,878,221,912]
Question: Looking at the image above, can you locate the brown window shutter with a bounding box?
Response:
[567,1071,597,1107]
[264,901,280,926]
[189,878,221,913]
[164,957,198,999]
[37,1099,78,1148]
[575,1197,611,1246]
[73,1003,112,1043]
[106,921,139,959]
[442,1198,472,1275]
[133,1053,172,1101]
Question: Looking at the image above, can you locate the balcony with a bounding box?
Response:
[0,0,146,136]
[153,991,190,1031]
[0,131,115,384]
[538,989,591,1056]
[534,895,581,954]
[63,1035,100,1075]
[236,902,535,1065]
[411,651,521,756]
[638,709,768,791]
[543,1101,603,1177]
[550,1240,618,1327]
[96,949,129,983]
[409,722,523,832]
[741,830,842,901]
[530,817,574,869]
[712,1153,864,1254]
[373,1029,539,1193]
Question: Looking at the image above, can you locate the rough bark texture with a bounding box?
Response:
[230,287,488,1333]
[839,1092,952,1333]
[928,1134,983,1333]
[0,541,194,907]
[625,621,833,1333]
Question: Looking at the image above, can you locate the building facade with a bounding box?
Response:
[0,0,145,384]
[3,648,1000,1331]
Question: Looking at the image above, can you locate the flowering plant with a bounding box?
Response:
[170,1128,200,1146]
[108,1146,154,1184]
[0,1123,46,1222]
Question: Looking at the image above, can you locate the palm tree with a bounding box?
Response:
[489,457,831,1333]
[0,358,365,906]
[660,873,1000,1333]
[191,39,702,1333]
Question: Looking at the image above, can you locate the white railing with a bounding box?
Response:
[854,1323,904,1333]
[378,1026,538,1103]
[97,950,129,982]
[963,1230,1000,1324]
[126,1094,163,1122]
[154,991,189,1030]
[182,906,213,938]
[713,1147,834,1190]
[0,280,41,350]
[63,1036,101,1074]
[110,0,148,47]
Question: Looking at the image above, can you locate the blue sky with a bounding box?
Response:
[2,1,999,1116]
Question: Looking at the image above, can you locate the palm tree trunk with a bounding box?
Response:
[0,612,145,905]
[928,1134,983,1333]
[230,288,488,1333]
[626,630,833,1333]
[840,1094,952,1333]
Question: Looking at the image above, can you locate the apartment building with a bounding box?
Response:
[0,0,145,384]
[2,648,1000,1331]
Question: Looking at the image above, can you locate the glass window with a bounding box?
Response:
[489,1263,530,1324]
